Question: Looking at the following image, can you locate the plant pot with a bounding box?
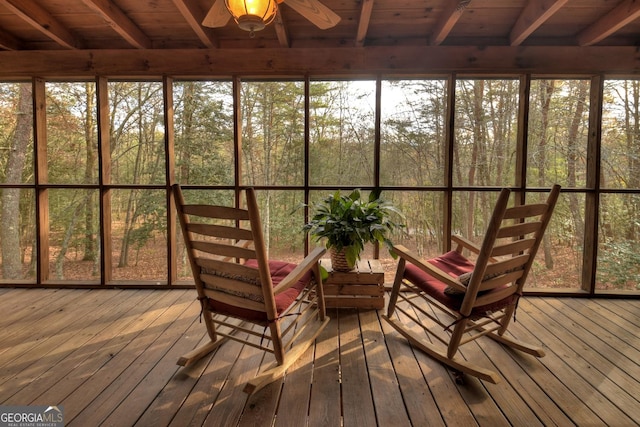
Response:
[330,247,354,272]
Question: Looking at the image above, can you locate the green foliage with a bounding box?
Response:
[174,81,234,186]
[308,81,376,186]
[302,189,405,268]
[240,81,305,187]
[597,241,640,288]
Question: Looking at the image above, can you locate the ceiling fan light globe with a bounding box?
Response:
[225,0,277,32]
[236,15,267,32]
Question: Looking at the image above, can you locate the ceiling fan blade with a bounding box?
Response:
[283,0,341,29]
[202,0,231,28]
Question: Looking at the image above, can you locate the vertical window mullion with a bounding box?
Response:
[443,74,456,253]
[304,76,310,256]
[374,76,382,259]
[33,77,49,284]
[233,77,242,207]
[583,74,604,294]
[96,76,112,284]
[164,76,177,285]
[515,74,531,205]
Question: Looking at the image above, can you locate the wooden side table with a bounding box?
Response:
[319,259,385,309]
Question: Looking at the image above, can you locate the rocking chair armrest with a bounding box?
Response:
[392,244,466,292]
[451,235,498,263]
[451,235,480,254]
[273,247,327,295]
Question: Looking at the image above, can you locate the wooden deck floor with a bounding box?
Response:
[1,288,639,426]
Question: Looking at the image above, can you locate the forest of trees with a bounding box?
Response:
[0,76,638,292]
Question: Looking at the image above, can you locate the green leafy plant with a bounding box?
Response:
[302,189,405,269]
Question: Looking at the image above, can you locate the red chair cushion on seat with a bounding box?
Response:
[206,259,311,323]
[403,251,517,316]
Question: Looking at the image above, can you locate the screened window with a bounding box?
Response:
[0,76,637,295]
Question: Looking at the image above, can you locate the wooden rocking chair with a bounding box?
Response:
[173,184,329,394]
[383,185,560,384]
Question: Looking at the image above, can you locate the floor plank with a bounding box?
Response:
[4,290,152,404]
[360,309,413,426]
[307,309,341,427]
[1,289,639,426]
[379,313,446,427]
[64,290,191,425]
[272,344,313,427]
[517,298,636,426]
[338,309,378,427]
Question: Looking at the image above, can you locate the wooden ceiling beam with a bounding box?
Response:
[430,0,471,46]
[171,0,219,49]
[0,0,82,49]
[82,0,152,49]
[577,0,640,46]
[274,10,291,48]
[510,0,568,46]
[355,0,374,47]
[0,46,637,77]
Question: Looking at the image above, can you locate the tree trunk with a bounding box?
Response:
[83,82,98,261]
[624,80,639,240]
[179,82,195,182]
[118,86,144,268]
[55,196,84,279]
[567,81,588,246]
[1,83,32,279]
[466,80,484,238]
[538,81,555,268]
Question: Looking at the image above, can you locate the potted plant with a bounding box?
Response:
[302,189,405,271]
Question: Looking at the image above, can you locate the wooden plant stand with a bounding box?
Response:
[319,259,385,309]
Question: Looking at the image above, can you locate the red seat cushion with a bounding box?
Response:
[206,259,311,323]
[403,251,516,316]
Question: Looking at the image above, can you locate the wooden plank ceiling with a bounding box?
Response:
[0,0,638,78]
[0,0,638,52]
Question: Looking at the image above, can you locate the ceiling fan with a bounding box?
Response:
[203,0,341,33]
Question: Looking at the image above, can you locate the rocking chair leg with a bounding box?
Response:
[178,316,249,367]
[486,307,544,356]
[386,259,406,317]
